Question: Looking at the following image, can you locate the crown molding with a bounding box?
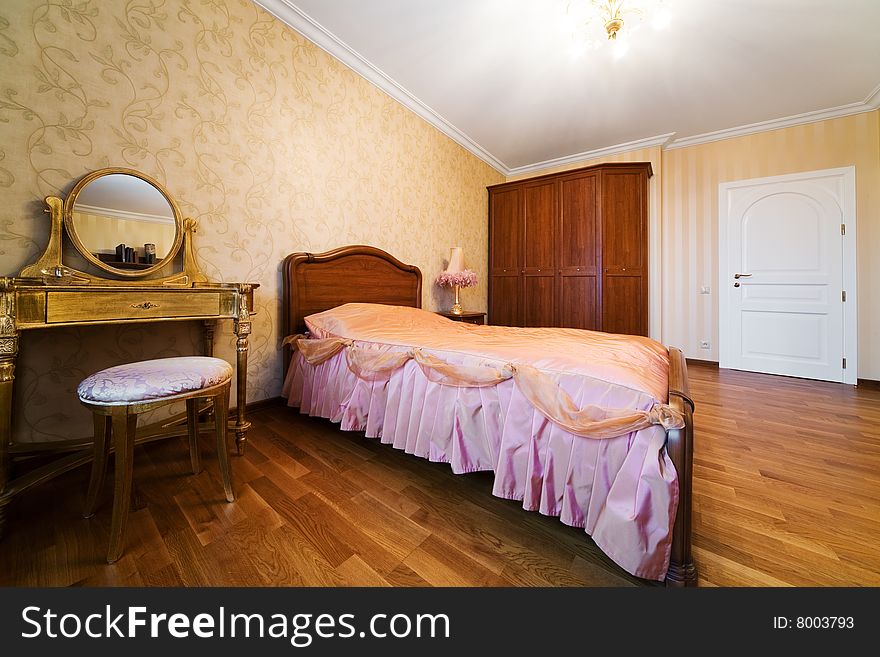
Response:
[506,133,675,177]
[254,1,879,174]
[666,85,880,150]
[864,82,880,110]
[74,204,175,225]
[254,0,508,173]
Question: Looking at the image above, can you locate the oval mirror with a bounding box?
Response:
[63,168,183,277]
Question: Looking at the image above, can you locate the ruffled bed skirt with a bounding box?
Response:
[282,349,678,581]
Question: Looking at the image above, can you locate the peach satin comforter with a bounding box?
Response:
[303,303,671,402]
[283,303,678,581]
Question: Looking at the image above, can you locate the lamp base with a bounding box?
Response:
[450,284,463,315]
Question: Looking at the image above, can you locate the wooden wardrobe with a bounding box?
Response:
[488,162,652,335]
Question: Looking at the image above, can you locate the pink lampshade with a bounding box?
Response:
[446,246,464,273]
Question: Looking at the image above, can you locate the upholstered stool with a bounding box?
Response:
[78,356,235,563]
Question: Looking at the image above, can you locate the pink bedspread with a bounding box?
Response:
[283,303,678,581]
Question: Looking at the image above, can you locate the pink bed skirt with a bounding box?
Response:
[282,349,678,581]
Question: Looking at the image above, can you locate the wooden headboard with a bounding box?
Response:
[282,245,423,341]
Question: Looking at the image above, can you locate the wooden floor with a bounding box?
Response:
[1,362,879,587]
[690,365,880,586]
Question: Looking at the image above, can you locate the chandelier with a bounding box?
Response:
[567,0,671,57]
[593,0,637,40]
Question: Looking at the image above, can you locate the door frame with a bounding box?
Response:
[718,166,857,384]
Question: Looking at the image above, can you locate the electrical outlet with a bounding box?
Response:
[700,340,710,349]
[700,286,711,294]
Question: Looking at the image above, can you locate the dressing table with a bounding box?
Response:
[0,168,258,536]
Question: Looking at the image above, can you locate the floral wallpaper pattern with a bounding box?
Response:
[0,0,503,442]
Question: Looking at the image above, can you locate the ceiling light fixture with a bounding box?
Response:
[593,0,634,40]
[566,0,670,59]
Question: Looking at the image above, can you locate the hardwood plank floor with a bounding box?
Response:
[688,364,880,586]
[2,362,878,587]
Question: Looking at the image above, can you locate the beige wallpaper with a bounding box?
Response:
[72,211,176,259]
[510,112,880,380]
[661,111,880,379]
[0,0,502,442]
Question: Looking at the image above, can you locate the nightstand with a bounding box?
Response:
[435,310,486,325]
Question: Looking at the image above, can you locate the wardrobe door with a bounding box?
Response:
[521,180,556,327]
[489,186,523,326]
[601,168,648,336]
[557,172,600,330]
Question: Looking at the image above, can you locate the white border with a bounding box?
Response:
[73,203,175,225]
[254,0,508,173]
[256,0,879,174]
[667,84,880,150]
[718,167,857,384]
[507,133,675,177]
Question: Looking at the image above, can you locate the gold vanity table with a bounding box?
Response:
[0,168,258,536]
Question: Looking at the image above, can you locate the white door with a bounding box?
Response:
[719,167,856,384]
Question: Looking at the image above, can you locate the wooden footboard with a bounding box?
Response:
[664,346,697,587]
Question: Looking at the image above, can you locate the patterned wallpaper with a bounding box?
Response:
[0,0,503,442]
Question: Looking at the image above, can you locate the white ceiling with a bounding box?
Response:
[258,0,880,174]
[76,174,174,218]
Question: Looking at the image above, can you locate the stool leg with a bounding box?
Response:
[83,414,111,518]
[186,398,202,474]
[107,408,137,564]
[214,385,234,502]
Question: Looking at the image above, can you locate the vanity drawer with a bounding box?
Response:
[46,291,222,323]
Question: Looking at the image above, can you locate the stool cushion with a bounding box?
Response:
[78,357,233,405]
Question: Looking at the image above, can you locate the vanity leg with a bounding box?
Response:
[203,320,216,358]
[232,286,252,456]
[234,342,250,455]
[201,319,218,424]
[0,498,7,540]
[0,334,18,539]
[0,358,14,492]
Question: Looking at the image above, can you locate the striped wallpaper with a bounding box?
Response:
[513,110,880,380]
[661,111,880,378]
[72,211,176,260]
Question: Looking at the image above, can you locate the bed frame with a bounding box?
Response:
[282,244,696,587]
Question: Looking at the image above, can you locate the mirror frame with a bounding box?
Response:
[62,167,184,279]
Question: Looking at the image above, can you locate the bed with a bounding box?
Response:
[281,245,696,586]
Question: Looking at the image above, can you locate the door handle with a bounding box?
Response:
[733,273,752,279]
